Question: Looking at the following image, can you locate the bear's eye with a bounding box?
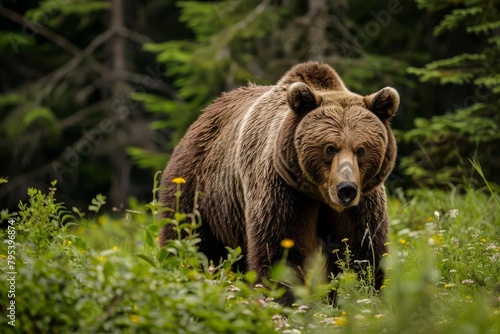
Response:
[325,145,337,156]
[355,148,365,157]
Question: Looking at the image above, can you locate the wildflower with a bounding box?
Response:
[449,269,457,273]
[486,245,498,251]
[356,298,372,304]
[129,314,139,323]
[280,239,295,249]
[333,316,347,327]
[67,240,72,246]
[375,314,385,319]
[354,259,369,264]
[172,177,186,184]
[399,239,407,246]
[444,283,455,288]
[480,238,486,243]
[434,210,440,219]
[448,209,459,218]
[113,245,118,250]
[227,285,241,292]
[428,235,443,246]
[461,279,474,284]
[98,256,105,261]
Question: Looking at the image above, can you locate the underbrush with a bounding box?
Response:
[0,176,499,333]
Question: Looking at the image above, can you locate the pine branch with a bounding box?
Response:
[0,7,81,55]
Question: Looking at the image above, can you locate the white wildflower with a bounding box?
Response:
[449,209,459,218]
[356,298,372,304]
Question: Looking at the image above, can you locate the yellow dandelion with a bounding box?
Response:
[130,314,139,323]
[172,177,186,184]
[113,246,118,251]
[98,256,105,261]
[280,239,295,249]
[399,239,407,246]
[333,316,347,327]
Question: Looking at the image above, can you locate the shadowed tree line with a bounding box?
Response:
[0,0,498,213]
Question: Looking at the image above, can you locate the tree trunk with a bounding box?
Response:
[308,0,327,61]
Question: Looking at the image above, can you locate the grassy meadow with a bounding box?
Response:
[0,174,499,333]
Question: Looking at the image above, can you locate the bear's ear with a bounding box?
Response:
[287,82,321,115]
[364,87,399,121]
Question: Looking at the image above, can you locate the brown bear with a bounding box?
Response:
[159,61,399,305]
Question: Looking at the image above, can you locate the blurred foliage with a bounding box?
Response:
[0,176,498,332]
[402,0,500,187]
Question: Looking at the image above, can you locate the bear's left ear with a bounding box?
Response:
[364,87,399,121]
[287,82,322,115]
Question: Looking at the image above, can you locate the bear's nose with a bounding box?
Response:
[336,182,358,205]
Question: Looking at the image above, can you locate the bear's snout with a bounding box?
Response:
[336,181,358,205]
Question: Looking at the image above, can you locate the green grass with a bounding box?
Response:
[0,178,499,333]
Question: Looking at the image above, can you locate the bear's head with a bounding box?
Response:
[274,62,399,212]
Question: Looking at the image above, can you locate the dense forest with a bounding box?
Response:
[0,0,499,210]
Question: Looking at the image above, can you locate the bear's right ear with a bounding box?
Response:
[287,82,321,115]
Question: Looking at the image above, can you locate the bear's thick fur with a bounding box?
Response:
[159,62,399,304]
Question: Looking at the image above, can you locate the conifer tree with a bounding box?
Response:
[403,0,500,186]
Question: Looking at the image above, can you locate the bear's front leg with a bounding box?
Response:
[243,190,321,305]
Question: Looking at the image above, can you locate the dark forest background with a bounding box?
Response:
[1,0,499,214]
